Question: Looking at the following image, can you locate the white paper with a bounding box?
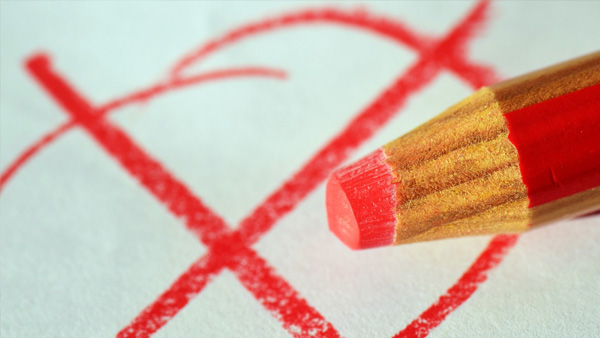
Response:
[1,1,599,337]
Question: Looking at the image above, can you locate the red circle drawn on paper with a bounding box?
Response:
[1,2,529,337]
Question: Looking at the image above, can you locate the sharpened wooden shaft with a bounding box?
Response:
[382,51,600,244]
[383,89,531,244]
[326,51,600,248]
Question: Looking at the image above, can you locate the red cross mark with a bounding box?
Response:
[5,1,520,337]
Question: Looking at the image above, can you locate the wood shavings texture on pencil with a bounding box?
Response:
[326,51,600,249]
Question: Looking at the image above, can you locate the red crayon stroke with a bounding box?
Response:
[170,5,497,88]
[230,244,340,338]
[12,1,528,338]
[25,54,231,242]
[96,66,286,114]
[26,55,340,338]
[117,53,441,338]
[0,120,74,191]
[170,7,428,78]
[118,253,224,337]
[394,235,519,338]
[238,56,438,245]
[0,67,284,193]
[125,2,499,337]
[237,0,496,246]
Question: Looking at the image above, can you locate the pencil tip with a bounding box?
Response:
[326,173,361,249]
[326,149,397,249]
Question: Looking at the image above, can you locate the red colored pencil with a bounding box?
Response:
[326,51,600,249]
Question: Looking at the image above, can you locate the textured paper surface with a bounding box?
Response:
[1,1,599,337]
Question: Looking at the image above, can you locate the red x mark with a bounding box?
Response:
[6,1,520,337]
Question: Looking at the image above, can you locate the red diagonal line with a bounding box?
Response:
[1,3,495,195]
[0,66,284,193]
[0,120,74,192]
[394,235,519,338]
[117,54,439,338]
[97,67,286,114]
[117,2,499,336]
[170,7,429,79]
[422,0,497,88]
[25,54,230,245]
[236,56,439,245]
[117,253,225,338]
[117,231,342,338]
[118,2,500,337]
[235,0,495,246]
[231,245,340,338]
[25,55,341,338]
[21,1,504,336]
[169,3,497,87]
